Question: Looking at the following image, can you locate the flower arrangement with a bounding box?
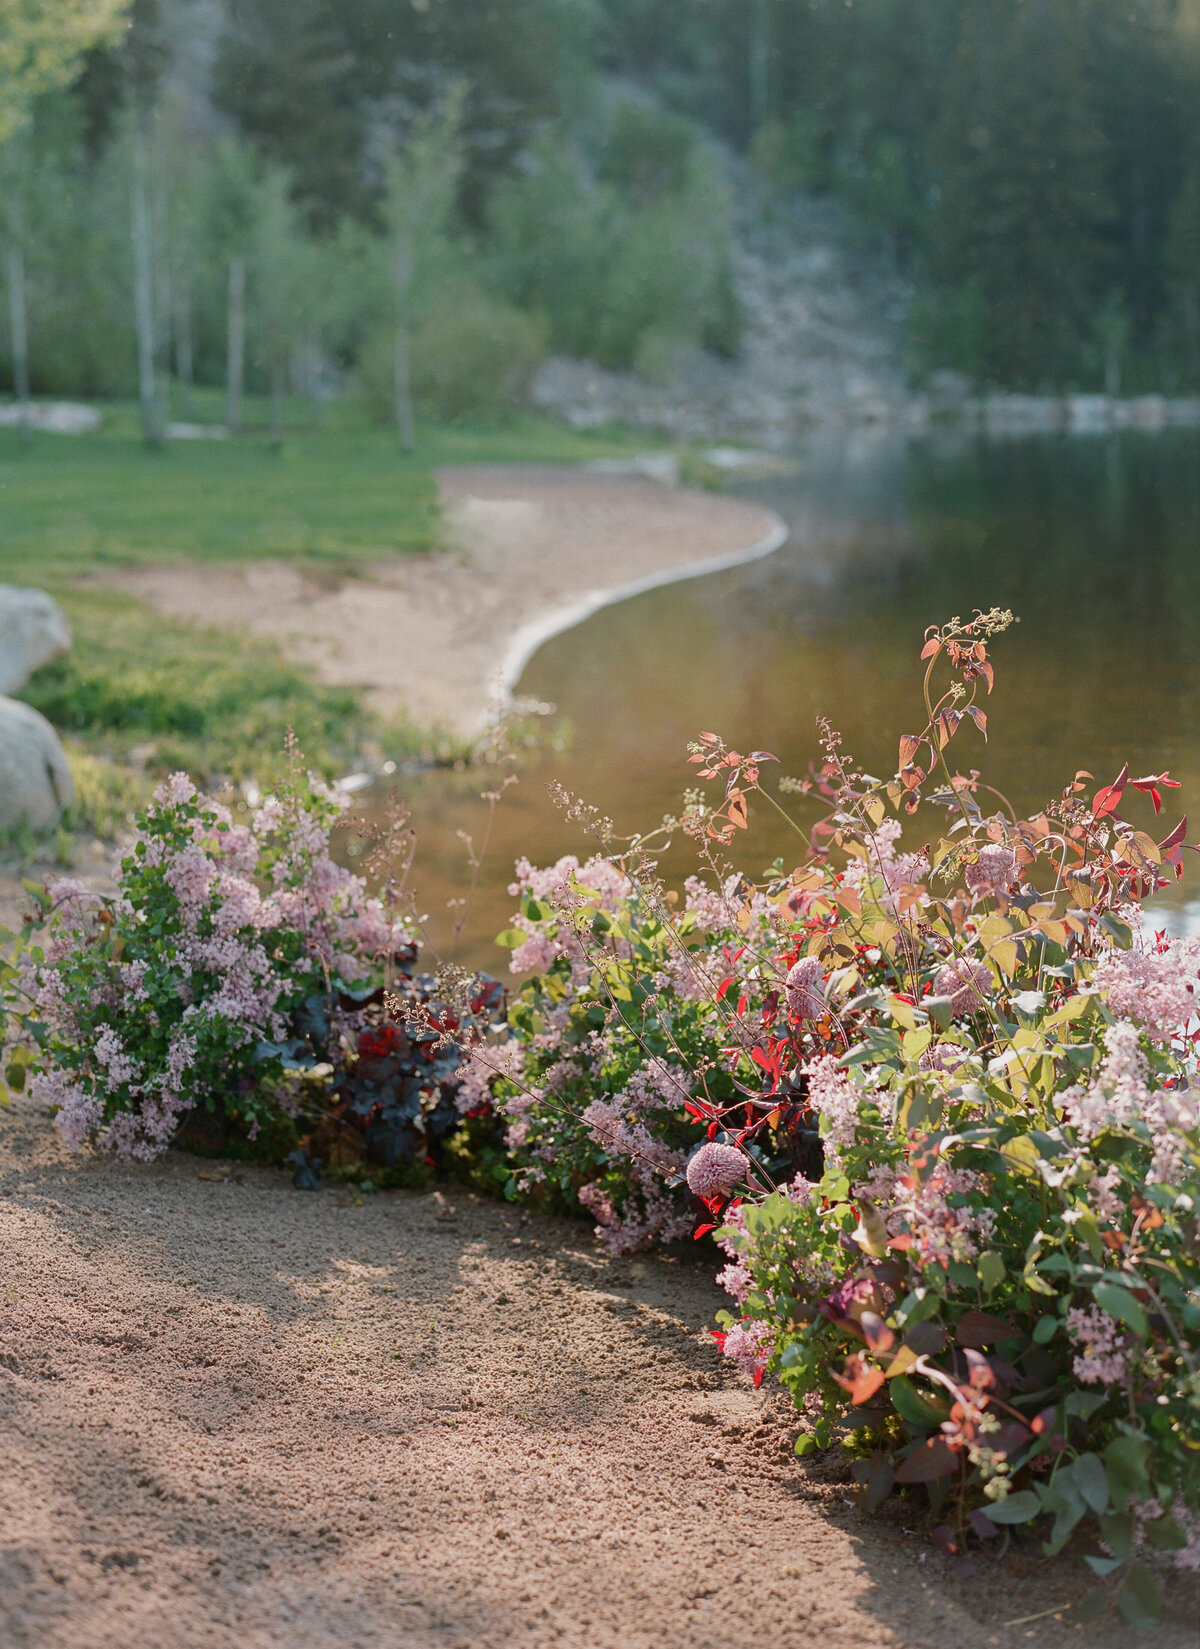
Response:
[459,611,1200,1621]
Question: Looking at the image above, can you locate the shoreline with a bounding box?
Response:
[107,466,788,740]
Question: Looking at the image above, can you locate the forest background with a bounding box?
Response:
[6,0,1200,433]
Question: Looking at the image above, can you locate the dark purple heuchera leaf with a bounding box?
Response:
[894,1438,959,1483]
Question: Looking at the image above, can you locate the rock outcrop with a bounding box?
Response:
[0,696,75,831]
[0,585,72,694]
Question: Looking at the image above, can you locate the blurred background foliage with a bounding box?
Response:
[4,0,1200,409]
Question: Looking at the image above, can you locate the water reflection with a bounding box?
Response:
[380,429,1200,970]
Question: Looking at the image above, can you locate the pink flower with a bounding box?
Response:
[785,956,825,1020]
[933,957,991,1017]
[807,1055,864,1163]
[720,1319,773,1379]
[965,844,1017,898]
[686,1141,746,1199]
[1091,935,1200,1040]
[1066,1303,1130,1386]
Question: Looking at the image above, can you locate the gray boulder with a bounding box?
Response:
[0,696,75,831]
[0,585,72,694]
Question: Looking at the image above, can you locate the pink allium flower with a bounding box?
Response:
[785,955,825,1020]
[686,1140,746,1199]
[933,957,991,1017]
[919,1041,970,1074]
[965,844,1017,898]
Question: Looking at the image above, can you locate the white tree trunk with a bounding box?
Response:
[131,123,163,447]
[173,287,193,420]
[7,244,30,447]
[227,257,245,435]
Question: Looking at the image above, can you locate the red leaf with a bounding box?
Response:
[835,1355,886,1406]
[893,1438,959,1483]
[1093,762,1130,819]
[920,638,941,659]
[965,705,988,740]
[716,976,734,1001]
[695,1224,717,1240]
[898,734,921,768]
[954,1309,1020,1348]
[936,708,963,750]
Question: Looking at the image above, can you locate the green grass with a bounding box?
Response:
[0,397,657,827]
[0,395,656,578]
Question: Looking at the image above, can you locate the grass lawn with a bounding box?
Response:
[0,397,657,821]
[0,396,653,578]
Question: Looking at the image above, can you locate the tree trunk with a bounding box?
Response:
[749,0,770,134]
[131,124,163,448]
[7,244,30,448]
[394,322,415,453]
[174,288,193,421]
[393,235,415,454]
[227,257,245,436]
[269,354,284,449]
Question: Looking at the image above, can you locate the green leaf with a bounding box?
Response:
[1145,1513,1186,1552]
[494,928,526,949]
[1100,1510,1134,1562]
[924,994,955,1031]
[1117,1564,1163,1630]
[890,1375,950,1428]
[1085,1555,1123,1577]
[977,1251,1005,1294]
[982,1490,1042,1525]
[1065,1390,1105,1419]
[1071,1453,1110,1516]
[1104,1434,1150,1511]
[1093,1280,1148,1339]
[1032,1313,1059,1344]
[794,1433,818,1457]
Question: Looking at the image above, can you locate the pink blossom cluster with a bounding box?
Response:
[785,956,825,1021]
[1065,1303,1131,1386]
[807,1055,865,1165]
[720,1319,774,1379]
[1059,1020,1196,1183]
[854,1159,996,1269]
[685,1140,746,1198]
[32,771,409,1161]
[964,843,1017,899]
[932,956,991,1017]
[1091,932,1200,1040]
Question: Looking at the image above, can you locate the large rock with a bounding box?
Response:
[0,586,72,694]
[0,696,75,830]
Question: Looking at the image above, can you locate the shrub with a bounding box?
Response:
[458,611,1200,1616]
[357,284,546,426]
[4,764,499,1171]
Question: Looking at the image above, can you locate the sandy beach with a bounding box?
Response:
[108,467,786,738]
[5,1085,1197,1649]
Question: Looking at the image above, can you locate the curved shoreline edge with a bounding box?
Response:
[490,508,790,718]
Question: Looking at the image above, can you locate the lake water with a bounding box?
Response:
[382,428,1200,972]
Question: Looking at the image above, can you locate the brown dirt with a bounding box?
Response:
[2,1094,1197,1649]
[103,467,783,738]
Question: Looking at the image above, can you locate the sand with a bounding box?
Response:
[3,1088,1198,1649]
[106,467,786,739]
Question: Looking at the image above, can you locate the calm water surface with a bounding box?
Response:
[382,429,1200,970]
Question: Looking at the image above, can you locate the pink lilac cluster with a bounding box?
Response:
[685,1140,746,1199]
[964,843,1017,899]
[841,818,929,911]
[582,1097,688,1181]
[1059,1020,1196,1183]
[31,772,406,1162]
[684,873,781,937]
[720,1318,774,1379]
[1065,1303,1131,1386]
[806,1055,864,1165]
[933,956,991,1017]
[785,956,825,1021]
[1091,932,1200,1041]
[577,1162,692,1255]
[855,1159,996,1269]
[505,855,633,975]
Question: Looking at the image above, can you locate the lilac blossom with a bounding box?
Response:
[1066,1304,1130,1387]
[1091,933,1200,1040]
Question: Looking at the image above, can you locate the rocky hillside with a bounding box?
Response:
[531,189,920,448]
